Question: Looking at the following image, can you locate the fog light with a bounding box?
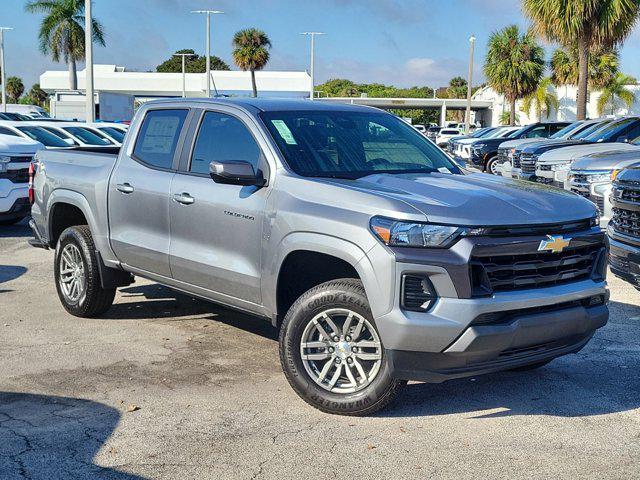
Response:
[401,274,437,312]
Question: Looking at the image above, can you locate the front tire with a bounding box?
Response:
[279,278,404,416]
[54,225,115,317]
[485,155,500,175]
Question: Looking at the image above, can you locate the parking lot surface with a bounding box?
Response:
[1,219,639,479]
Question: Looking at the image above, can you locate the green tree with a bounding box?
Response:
[499,110,520,125]
[550,47,619,89]
[156,49,230,73]
[446,76,468,99]
[26,0,106,90]
[597,73,637,115]
[6,77,24,103]
[231,28,271,97]
[28,83,48,106]
[523,0,640,120]
[316,78,361,97]
[521,77,559,120]
[484,25,545,125]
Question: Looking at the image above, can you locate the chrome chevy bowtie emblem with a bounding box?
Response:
[538,235,571,253]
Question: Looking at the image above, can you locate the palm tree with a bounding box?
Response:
[6,77,24,103]
[26,0,105,90]
[499,110,520,126]
[231,28,271,97]
[597,73,637,116]
[523,0,640,120]
[484,25,545,125]
[550,47,619,89]
[522,77,559,120]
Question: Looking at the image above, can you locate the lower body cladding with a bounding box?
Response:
[609,233,640,288]
[0,182,29,222]
[374,228,609,383]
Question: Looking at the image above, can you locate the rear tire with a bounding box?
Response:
[279,278,404,416]
[54,225,115,317]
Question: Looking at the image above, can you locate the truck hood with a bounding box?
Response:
[332,172,596,226]
[538,143,640,164]
[571,150,640,171]
[499,138,549,149]
[0,134,43,154]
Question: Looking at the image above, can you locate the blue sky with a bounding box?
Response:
[5,0,640,90]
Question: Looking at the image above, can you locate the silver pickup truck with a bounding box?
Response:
[30,98,609,416]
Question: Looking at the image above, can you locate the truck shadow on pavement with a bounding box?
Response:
[0,392,146,479]
[0,265,27,293]
[0,218,32,238]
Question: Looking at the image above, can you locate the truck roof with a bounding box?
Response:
[143,97,380,113]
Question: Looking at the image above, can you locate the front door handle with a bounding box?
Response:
[116,183,134,194]
[173,192,195,205]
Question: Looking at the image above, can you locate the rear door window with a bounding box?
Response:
[133,109,189,169]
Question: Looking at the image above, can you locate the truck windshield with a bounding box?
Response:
[17,126,69,147]
[550,121,581,139]
[98,127,126,143]
[260,111,461,179]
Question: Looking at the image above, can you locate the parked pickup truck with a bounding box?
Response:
[30,98,609,416]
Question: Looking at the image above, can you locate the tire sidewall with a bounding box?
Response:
[486,155,499,174]
[280,281,396,414]
[54,227,93,313]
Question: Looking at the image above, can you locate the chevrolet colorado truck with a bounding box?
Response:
[30,99,609,415]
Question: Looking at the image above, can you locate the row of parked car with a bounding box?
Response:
[0,117,128,225]
[445,116,640,290]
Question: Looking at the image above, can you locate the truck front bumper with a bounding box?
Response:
[369,229,608,383]
[536,167,569,187]
[0,181,28,220]
[608,234,640,288]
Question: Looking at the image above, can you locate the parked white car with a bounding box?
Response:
[0,134,44,225]
[0,121,74,149]
[435,128,461,146]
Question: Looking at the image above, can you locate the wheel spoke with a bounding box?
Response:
[62,250,74,265]
[344,362,358,386]
[302,352,331,361]
[313,320,332,341]
[60,275,74,284]
[317,359,333,382]
[352,358,368,381]
[328,363,343,390]
[342,312,354,336]
[351,317,365,341]
[301,341,328,349]
[322,313,340,337]
[354,340,380,349]
[354,351,381,361]
[60,268,74,275]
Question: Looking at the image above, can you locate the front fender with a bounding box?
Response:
[264,231,390,321]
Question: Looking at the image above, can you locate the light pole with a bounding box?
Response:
[84,0,94,122]
[464,34,476,134]
[0,27,13,112]
[174,53,196,97]
[192,10,223,98]
[300,32,325,100]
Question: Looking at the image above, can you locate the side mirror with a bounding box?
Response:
[618,136,629,143]
[209,160,266,187]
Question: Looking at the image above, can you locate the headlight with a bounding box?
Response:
[370,217,465,248]
[587,172,612,183]
[473,143,486,149]
[550,163,570,171]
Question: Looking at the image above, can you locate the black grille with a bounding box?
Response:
[401,274,435,311]
[480,218,594,236]
[612,208,640,237]
[0,168,29,183]
[621,188,640,203]
[512,153,521,169]
[571,188,605,215]
[471,244,604,293]
[520,153,536,175]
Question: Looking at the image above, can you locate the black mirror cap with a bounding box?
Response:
[209,160,266,187]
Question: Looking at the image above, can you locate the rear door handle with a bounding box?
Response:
[173,192,195,205]
[116,183,134,194]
